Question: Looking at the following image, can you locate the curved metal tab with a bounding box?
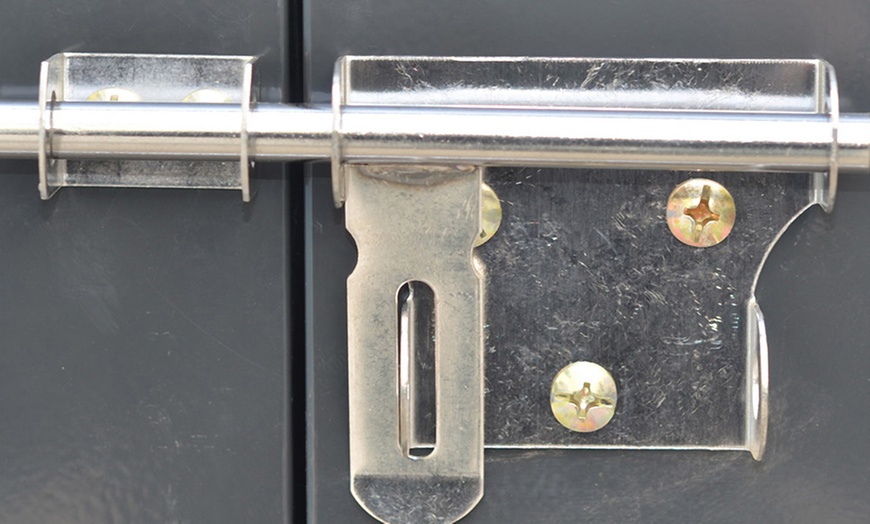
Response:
[345,164,485,523]
[815,61,840,213]
[745,299,769,461]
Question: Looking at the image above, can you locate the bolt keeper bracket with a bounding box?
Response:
[2,53,870,524]
[334,56,857,523]
[36,53,257,200]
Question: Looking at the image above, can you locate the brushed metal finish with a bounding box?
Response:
[13,102,868,176]
[344,164,484,524]
[2,56,869,203]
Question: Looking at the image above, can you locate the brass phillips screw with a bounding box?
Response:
[474,183,502,247]
[666,178,736,247]
[550,361,617,433]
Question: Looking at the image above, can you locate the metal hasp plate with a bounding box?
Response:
[345,164,485,524]
[336,57,839,523]
[38,53,256,200]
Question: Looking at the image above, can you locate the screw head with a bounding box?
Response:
[474,183,502,247]
[550,361,617,433]
[666,178,735,247]
[182,89,233,103]
[86,88,141,102]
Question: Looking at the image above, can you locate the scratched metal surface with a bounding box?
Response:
[479,168,811,447]
[402,168,815,450]
[338,56,824,449]
[340,56,822,112]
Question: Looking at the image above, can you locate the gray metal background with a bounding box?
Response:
[0,2,293,523]
[306,1,870,523]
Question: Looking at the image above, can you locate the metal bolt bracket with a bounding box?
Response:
[36,53,256,201]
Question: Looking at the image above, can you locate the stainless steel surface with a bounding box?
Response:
[2,55,869,203]
[334,57,822,465]
[337,57,829,110]
[407,169,803,456]
[248,104,333,160]
[36,53,256,200]
[745,299,769,461]
[338,107,863,170]
[31,102,331,161]
[49,102,246,159]
[22,103,870,173]
[0,102,39,157]
[330,56,867,209]
[344,164,485,524]
[331,58,828,523]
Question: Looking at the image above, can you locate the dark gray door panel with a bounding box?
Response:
[305,1,870,522]
[0,2,292,523]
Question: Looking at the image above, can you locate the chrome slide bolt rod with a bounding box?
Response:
[0,71,868,206]
[2,102,869,182]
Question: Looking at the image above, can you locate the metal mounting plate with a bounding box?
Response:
[477,168,808,455]
[339,57,835,459]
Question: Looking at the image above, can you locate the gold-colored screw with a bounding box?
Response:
[474,183,502,247]
[182,89,233,103]
[550,361,617,433]
[86,88,141,102]
[666,178,735,247]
